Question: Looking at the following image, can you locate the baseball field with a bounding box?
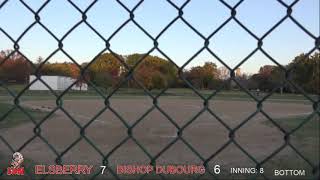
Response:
[0,89,319,179]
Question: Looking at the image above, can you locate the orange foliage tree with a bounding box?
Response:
[0,50,32,83]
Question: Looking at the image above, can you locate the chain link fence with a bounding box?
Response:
[0,0,319,179]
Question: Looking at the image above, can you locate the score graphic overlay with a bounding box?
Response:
[101,165,206,175]
[274,169,306,177]
[100,164,221,175]
[34,165,93,175]
[230,167,264,175]
[7,152,25,176]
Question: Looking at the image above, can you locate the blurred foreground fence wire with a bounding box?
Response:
[0,0,319,179]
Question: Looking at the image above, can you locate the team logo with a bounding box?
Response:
[7,152,25,176]
[11,152,24,168]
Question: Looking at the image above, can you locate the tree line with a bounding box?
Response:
[246,53,319,94]
[0,49,319,94]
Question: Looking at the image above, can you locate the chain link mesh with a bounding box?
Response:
[0,0,319,179]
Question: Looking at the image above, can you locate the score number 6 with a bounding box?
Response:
[213,165,220,174]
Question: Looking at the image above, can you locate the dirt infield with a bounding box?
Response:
[0,98,316,178]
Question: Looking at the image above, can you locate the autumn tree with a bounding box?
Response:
[0,50,32,83]
[124,54,178,90]
[248,65,279,91]
[38,62,80,78]
[1,48,317,94]
[87,53,122,89]
[185,62,219,89]
[249,52,320,94]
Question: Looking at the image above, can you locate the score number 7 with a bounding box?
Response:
[100,166,107,174]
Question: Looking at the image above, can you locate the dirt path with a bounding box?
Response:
[0,99,313,177]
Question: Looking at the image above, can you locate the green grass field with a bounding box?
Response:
[0,103,45,179]
[0,84,317,104]
[264,115,319,140]
[0,85,318,179]
[0,103,47,129]
[262,115,319,179]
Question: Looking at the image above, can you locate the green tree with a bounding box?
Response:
[88,53,122,88]
[125,54,178,89]
[289,52,319,93]
[249,52,320,94]
[186,62,219,89]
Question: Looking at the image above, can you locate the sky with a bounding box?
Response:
[0,0,319,74]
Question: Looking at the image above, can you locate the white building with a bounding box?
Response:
[29,75,88,91]
[218,67,242,80]
[218,67,230,80]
